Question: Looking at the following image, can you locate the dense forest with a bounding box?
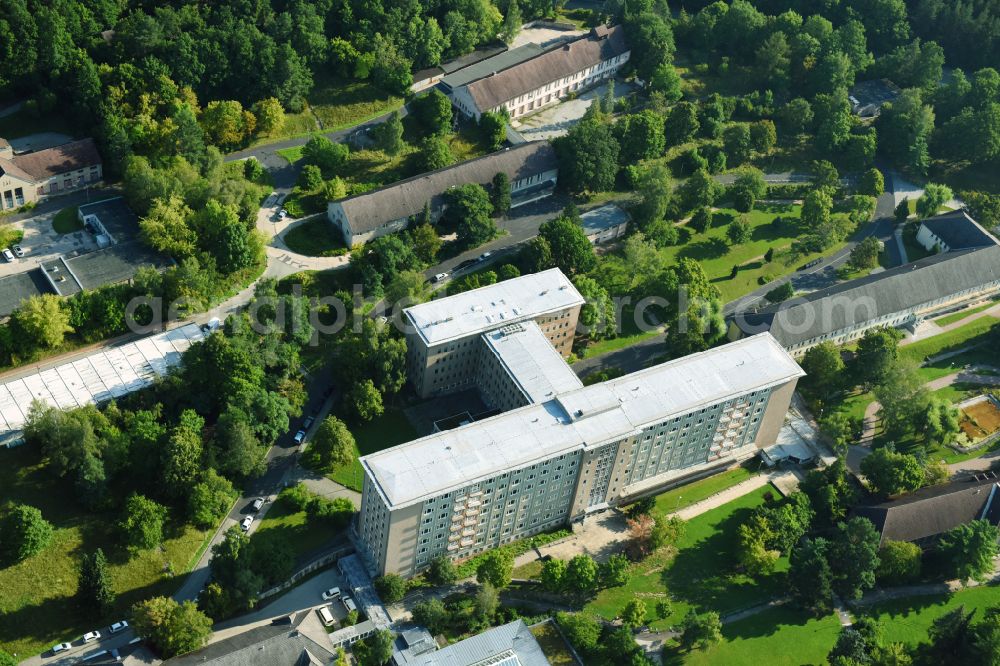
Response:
[0,0,540,174]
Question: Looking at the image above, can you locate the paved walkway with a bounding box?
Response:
[672,471,797,521]
[853,559,1000,608]
[510,469,799,574]
[902,302,1000,347]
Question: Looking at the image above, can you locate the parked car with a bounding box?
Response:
[200,317,222,333]
[302,416,315,430]
[1,248,14,262]
[108,620,129,634]
[342,596,357,613]
[455,259,477,271]
[83,630,101,643]
[240,516,254,532]
[251,497,265,512]
[430,272,449,283]
[52,642,72,654]
[278,209,288,220]
[478,251,493,261]
[321,586,341,600]
[317,605,336,627]
[11,244,24,258]
[293,429,307,444]
[799,259,822,270]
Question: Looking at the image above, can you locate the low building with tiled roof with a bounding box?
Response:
[0,137,103,211]
[326,141,558,246]
[852,476,1000,547]
[449,25,630,120]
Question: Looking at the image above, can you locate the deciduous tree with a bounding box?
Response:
[938,520,1000,583]
[131,596,212,658]
[0,504,53,563]
[305,416,356,471]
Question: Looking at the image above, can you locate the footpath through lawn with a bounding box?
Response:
[586,483,787,630]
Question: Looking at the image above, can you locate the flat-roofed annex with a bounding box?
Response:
[482,320,584,403]
[362,332,804,509]
[404,268,585,346]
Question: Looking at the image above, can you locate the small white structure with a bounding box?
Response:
[580,204,630,244]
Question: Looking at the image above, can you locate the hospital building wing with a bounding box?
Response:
[356,269,805,576]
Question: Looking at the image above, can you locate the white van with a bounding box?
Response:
[317,605,336,627]
[342,596,357,613]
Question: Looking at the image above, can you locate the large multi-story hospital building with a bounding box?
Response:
[357,270,804,576]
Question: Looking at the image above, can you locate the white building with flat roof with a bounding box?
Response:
[404,268,584,397]
[357,332,804,576]
[0,324,204,443]
[476,321,584,411]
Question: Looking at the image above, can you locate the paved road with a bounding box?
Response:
[172,369,339,603]
[225,108,407,190]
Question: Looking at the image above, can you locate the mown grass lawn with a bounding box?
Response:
[932,299,999,327]
[586,484,786,630]
[251,496,340,564]
[674,606,842,666]
[52,205,83,233]
[326,408,418,491]
[865,585,1000,648]
[282,218,347,257]
[659,203,851,303]
[309,75,404,131]
[651,465,757,515]
[901,317,1000,365]
[0,445,210,658]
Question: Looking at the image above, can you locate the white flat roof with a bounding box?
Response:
[362,333,804,508]
[0,324,203,437]
[405,268,584,346]
[482,321,583,404]
[580,204,630,235]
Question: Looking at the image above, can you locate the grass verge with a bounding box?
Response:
[933,300,999,327]
[901,317,1000,365]
[277,146,305,164]
[52,206,83,234]
[651,465,758,516]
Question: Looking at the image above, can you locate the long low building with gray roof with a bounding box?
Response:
[326,141,558,246]
[728,236,1000,355]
